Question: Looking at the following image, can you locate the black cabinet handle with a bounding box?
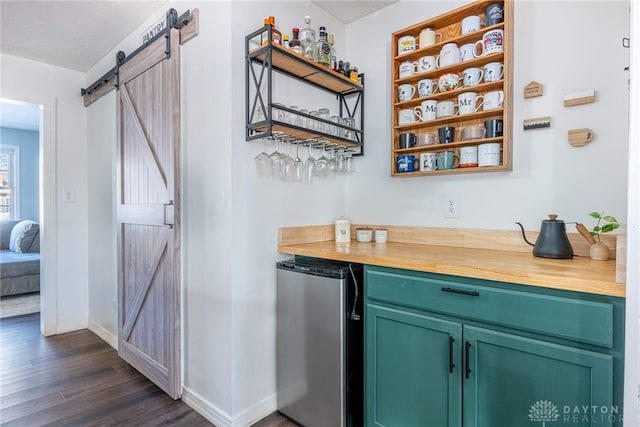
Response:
[449,336,455,373]
[441,287,480,297]
[465,341,471,379]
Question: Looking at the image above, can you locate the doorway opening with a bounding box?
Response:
[0,99,44,321]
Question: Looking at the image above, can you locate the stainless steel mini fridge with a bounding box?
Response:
[276,259,363,427]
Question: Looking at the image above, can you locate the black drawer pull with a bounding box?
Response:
[441,287,480,297]
[465,341,471,379]
[449,336,455,373]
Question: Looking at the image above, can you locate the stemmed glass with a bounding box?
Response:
[293,141,304,182]
[268,132,284,179]
[328,144,340,177]
[254,137,272,178]
[315,141,331,177]
[304,140,317,182]
[278,136,295,182]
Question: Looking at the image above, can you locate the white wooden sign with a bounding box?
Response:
[140,18,166,45]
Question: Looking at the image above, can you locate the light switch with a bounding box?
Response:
[62,189,75,203]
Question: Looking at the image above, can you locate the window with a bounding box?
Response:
[0,146,19,220]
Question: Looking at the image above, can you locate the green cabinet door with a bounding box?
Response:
[365,303,462,427]
[463,325,615,427]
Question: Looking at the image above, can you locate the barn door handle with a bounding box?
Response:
[163,200,174,228]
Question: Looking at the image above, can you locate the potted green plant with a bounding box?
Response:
[588,211,620,260]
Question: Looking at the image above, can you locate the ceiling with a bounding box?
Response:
[0,0,395,131]
[0,100,40,132]
[0,1,396,73]
[0,1,166,72]
[312,0,398,24]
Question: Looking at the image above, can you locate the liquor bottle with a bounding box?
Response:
[283,34,290,49]
[299,16,316,60]
[261,18,270,46]
[268,16,282,45]
[315,27,331,67]
[289,28,302,54]
[328,34,337,70]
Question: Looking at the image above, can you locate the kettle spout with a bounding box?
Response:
[515,222,535,246]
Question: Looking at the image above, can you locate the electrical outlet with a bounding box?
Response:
[444,193,460,218]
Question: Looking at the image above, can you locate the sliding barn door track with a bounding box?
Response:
[81,8,192,97]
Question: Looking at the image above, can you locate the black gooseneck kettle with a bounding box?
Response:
[516,214,574,259]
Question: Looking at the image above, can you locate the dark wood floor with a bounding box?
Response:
[0,313,297,427]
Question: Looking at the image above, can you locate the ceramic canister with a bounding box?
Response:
[334,217,351,242]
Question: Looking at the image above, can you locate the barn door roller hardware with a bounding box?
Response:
[81,8,191,97]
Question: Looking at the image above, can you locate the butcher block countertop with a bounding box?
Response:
[278,225,625,298]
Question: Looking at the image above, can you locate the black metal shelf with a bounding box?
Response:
[245,25,365,155]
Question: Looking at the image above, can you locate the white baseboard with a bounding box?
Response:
[182,386,233,427]
[181,387,277,427]
[56,318,88,334]
[232,392,278,427]
[88,320,118,349]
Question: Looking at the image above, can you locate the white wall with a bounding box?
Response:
[229,3,348,421]
[86,91,117,347]
[345,1,629,232]
[1,54,89,333]
[624,1,640,425]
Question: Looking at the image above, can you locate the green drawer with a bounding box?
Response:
[366,266,614,348]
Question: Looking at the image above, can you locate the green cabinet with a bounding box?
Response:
[464,326,613,427]
[366,304,462,427]
[365,266,624,427]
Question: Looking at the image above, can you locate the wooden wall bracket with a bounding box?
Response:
[524,81,543,98]
[564,89,596,107]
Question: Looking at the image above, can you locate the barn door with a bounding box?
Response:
[116,28,181,399]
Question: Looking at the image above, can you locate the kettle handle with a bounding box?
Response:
[515,222,535,247]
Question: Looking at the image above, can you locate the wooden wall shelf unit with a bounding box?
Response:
[391,0,513,177]
[246,26,364,154]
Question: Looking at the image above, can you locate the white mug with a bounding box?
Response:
[414,100,438,121]
[420,152,438,171]
[418,56,437,73]
[399,61,418,78]
[458,92,484,115]
[374,229,388,243]
[436,43,460,68]
[463,67,484,86]
[398,108,416,125]
[483,62,504,82]
[478,142,501,166]
[398,84,416,102]
[419,28,442,48]
[460,146,479,167]
[474,29,504,56]
[483,90,504,110]
[459,43,477,62]
[418,79,438,97]
[398,35,417,56]
[461,15,482,34]
[436,100,458,118]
